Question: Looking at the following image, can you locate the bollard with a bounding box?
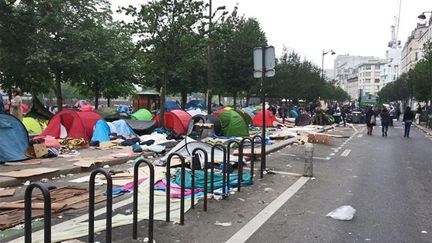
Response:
[192,148,209,211]
[166,153,186,225]
[24,182,51,243]
[89,168,113,243]
[304,143,314,177]
[211,144,227,196]
[133,159,154,242]
[227,140,243,192]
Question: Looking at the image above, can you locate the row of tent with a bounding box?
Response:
[0,106,277,163]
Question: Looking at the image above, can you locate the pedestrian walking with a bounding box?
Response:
[10,88,23,121]
[365,106,376,135]
[403,106,415,138]
[341,106,347,127]
[380,106,390,136]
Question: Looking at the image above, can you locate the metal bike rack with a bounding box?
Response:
[133,159,155,241]
[211,144,228,197]
[165,153,187,225]
[192,148,209,211]
[89,168,113,243]
[24,182,51,243]
[240,135,262,184]
[227,140,243,192]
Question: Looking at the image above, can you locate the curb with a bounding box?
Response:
[0,157,135,188]
[413,123,431,135]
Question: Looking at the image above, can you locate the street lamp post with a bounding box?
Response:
[207,0,226,114]
[321,50,335,81]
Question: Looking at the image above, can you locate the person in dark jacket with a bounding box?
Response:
[365,106,376,135]
[0,93,4,114]
[380,106,390,136]
[403,106,415,138]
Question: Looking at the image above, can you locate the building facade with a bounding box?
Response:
[400,23,428,74]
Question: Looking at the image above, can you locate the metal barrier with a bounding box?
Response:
[227,140,243,192]
[165,153,186,225]
[192,148,209,211]
[211,144,228,197]
[133,159,155,241]
[24,182,51,243]
[240,135,263,184]
[89,168,113,243]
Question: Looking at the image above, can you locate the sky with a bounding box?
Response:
[110,0,432,69]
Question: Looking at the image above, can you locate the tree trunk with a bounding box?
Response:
[54,77,63,112]
[30,96,53,119]
[160,68,167,128]
[94,81,99,110]
[181,90,187,109]
[233,93,237,108]
[246,93,250,106]
[107,98,111,107]
[218,94,222,106]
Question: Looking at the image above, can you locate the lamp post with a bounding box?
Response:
[321,50,335,81]
[207,0,226,114]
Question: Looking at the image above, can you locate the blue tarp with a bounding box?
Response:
[90,119,111,143]
[117,105,129,114]
[185,100,206,110]
[165,101,181,111]
[0,114,29,163]
[112,120,136,137]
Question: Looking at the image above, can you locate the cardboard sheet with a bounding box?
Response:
[0,188,16,197]
[0,167,59,178]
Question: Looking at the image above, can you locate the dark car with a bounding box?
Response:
[347,110,365,124]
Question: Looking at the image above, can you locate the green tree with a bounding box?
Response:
[212,8,267,106]
[122,0,205,126]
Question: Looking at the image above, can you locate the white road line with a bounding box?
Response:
[329,153,335,156]
[340,149,352,157]
[314,156,331,160]
[269,170,303,177]
[225,177,310,243]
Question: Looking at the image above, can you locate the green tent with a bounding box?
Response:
[219,110,249,137]
[23,117,43,135]
[235,109,252,125]
[131,109,153,121]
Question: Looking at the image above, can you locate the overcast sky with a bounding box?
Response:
[110,0,432,69]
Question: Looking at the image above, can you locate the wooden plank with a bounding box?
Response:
[233,148,262,156]
[0,202,67,210]
[0,168,59,178]
[0,188,16,197]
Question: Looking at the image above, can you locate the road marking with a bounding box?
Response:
[226,177,310,243]
[330,153,335,156]
[314,156,331,160]
[269,170,303,177]
[340,149,351,157]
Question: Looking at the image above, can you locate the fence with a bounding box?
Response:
[23,136,266,242]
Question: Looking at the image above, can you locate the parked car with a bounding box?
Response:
[347,110,365,124]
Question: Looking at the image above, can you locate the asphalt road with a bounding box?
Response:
[7,121,432,243]
[248,121,432,243]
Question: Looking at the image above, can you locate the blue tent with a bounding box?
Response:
[0,114,29,163]
[117,105,130,114]
[91,119,111,143]
[165,101,181,111]
[185,100,206,110]
[112,120,136,137]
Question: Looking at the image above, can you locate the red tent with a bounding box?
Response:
[253,110,276,127]
[154,110,192,135]
[39,110,102,139]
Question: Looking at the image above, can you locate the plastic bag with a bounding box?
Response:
[44,136,61,149]
[326,205,356,220]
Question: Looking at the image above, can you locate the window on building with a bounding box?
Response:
[415,52,419,61]
[377,85,380,90]
[375,65,380,70]
[366,78,371,83]
[375,79,380,83]
[365,72,371,77]
[366,65,371,70]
